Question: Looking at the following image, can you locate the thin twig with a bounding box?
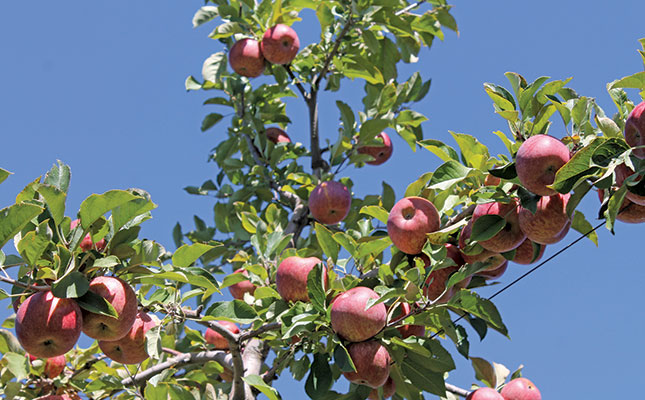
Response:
[446,383,471,398]
[0,276,50,292]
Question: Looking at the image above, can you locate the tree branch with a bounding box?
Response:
[241,339,270,399]
[0,276,50,292]
[238,322,281,343]
[446,383,472,398]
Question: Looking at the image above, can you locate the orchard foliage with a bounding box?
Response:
[1,1,645,399]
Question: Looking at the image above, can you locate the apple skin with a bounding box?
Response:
[624,101,645,159]
[614,163,645,205]
[229,38,265,78]
[98,311,157,365]
[422,244,470,303]
[393,302,424,338]
[387,196,440,255]
[228,268,257,300]
[600,189,645,223]
[500,377,542,400]
[357,132,394,166]
[472,199,526,253]
[342,340,391,388]
[276,256,327,302]
[36,396,74,400]
[477,260,508,280]
[511,238,545,265]
[309,181,352,225]
[82,276,138,341]
[29,354,66,379]
[16,291,82,358]
[331,286,387,342]
[204,320,240,350]
[518,193,570,245]
[466,387,504,400]
[70,219,107,252]
[458,220,507,271]
[261,24,300,65]
[368,376,396,399]
[484,174,502,186]
[265,127,291,144]
[515,135,570,196]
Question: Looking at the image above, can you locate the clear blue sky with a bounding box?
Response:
[1,1,644,398]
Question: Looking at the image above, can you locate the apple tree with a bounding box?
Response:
[1,1,645,399]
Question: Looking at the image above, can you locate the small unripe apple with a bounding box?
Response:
[309,181,352,225]
[472,199,526,253]
[624,101,645,159]
[466,387,504,400]
[229,38,265,78]
[357,132,393,166]
[276,256,327,302]
[368,376,396,399]
[82,276,138,341]
[261,24,300,65]
[515,135,570,196]
[342,340,391,388]
[98,311,158,365]
[500,377,542,400]
[204,321,240,350]
[228,268,257,300]
[387,196,440,255]
[265,127,291,143]
[331,286,387,342]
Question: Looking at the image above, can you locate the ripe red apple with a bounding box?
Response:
[500,377,542,400]
[228,268,257,300]
[276,256,327,302]
[387,196,440,255]
[393,302,424,338]
[518,193,570,245]
[16,291,82,358]
[342,340,391,388]
[309,181,352,225]
[82,276,138,341]
[515,135,570,196]
[260,24,300,65]
[265,127,291,143]
[422,244,470,303]
[598,188,645,223]
[36,395,74,400]
[70,219,106,252]
[624,101,645,159]
[204,320,240,350]
[357,132,393,166]
[511,238,545,265]
[99,311,157,364]
[466,387,504,400]
[477,260,508,280]
[229,38,265,78]
[614,163,645,205]
[471,199,526,253]
[29,354,66,379]
[331,286,387,342]
[368,376,396,399]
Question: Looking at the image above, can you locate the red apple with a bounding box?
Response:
[357,132,393,166]
[624,101,645,159]
[204,321,240,350]
[393,302,424,338]
[500,377,542,400]
[515,135,570,196]
[518,193,570,245]
[598,188,645,223]
[472,199,526,253]
[309,181,352,225]
[82,276,138,341]
[266,127,291,143]
[342,340,391,388]
[276,256,327,302]
[387,196,440,255]
[36,396,74,400]
[466,387,504,400]
[422,244,470,303]
[368,376,396,399]
[549,219,571,243]
[99,311,157,364]
[614,163,645,205]
[229,38,265,78]
[477,261,508,280]
[331,286,387,342]
[511,238,545,265]
[70,219,107,252]
[16,291,82,358]
[260,24,300,65]
[228,268,257,300]
[29,354,66,379]
[484,174,502,186]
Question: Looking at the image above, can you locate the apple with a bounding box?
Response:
[309,181,352,225]
[471,199,526,253]
[228,268,257,300]
[265,127,291,144]
[342,340,391,388]
[387,196,440,255]
[29,354,66,379]
[466,387,504,400]
[477,260,508,280]
[549,219,571,243]
[204,320,240,350]
[393,302,424,338]
[518,193,570,245]
[511,238,545,265]
[99,311,157,364]
[484,174,502,186]
[276,256,327,302]
[331,286,387,342]
[15,291,82,358]
[598,188,645,223]
[515,135,570,196]
[229,38,265,78]
[624,101,645,159]
[500,377,542,400]
[368,376,396,399]
[458,221,507,271]
[614,163,645,205]
[357,132,393,166]
[422,244,471,303]
[35,396,74,400]
[82,276,138,341]
[70,219,107,252]
[260,24,300,65]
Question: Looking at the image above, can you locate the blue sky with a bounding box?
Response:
[1,1,645,398]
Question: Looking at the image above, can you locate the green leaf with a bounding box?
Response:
[243,375,282,400]
[17,228,51,267]
[427,160,471,190]
[590,138,630,168]
[571,210,598,246]
[551,137,605,193]
[489,163,517,180]
[596,116,621,138]
[470,215,506,242]
[609,71,645,90]
[418,139,459,162]
[401,358,446,396]
[397,110,428,127]
[77,289,119,318]
[450,132,489,170]
[4,352,29,380]
[333,344,356,373]
[448,290,508,336]
[517,187,540,214]
[404,172,433,197]
[192,6,219,28]
[333,232,358,258]
[79,190,138,230]
[112,196,157,231]
[0,203,44,250]
[381,182,395,210]
[201,113,224,132]
[172,243,217,268]
[52,271,90,299]
[357,236,392,259]
[359,205,389,224]
[336,101,355,135]
[359,119,390,141]
[145,324,162,360]
[0,329,23,354]
[305,353,333,398]
[0,168,11,185]
[306,263,327,313]
[43,160,71,194]
[36,184,66,225]
[470,356,497,388]
[315,223,339,264]
[205,300,258,324]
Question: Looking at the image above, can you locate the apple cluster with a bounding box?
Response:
[467,377,542,400]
